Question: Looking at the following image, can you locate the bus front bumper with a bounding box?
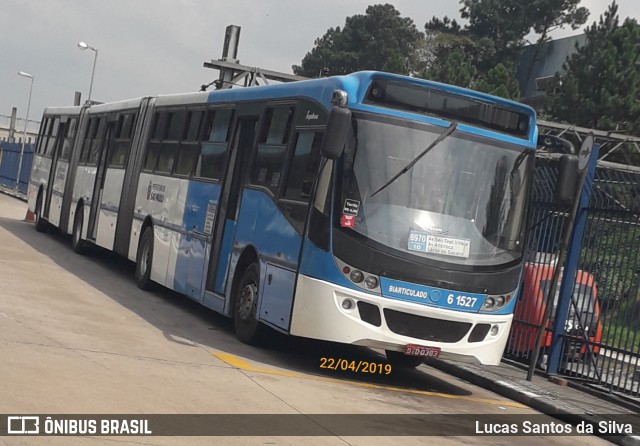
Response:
[290,274,513,366]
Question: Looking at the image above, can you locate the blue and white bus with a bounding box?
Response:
[28,71,570,367]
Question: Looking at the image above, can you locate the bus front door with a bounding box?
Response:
[43,121,65,220]
[204,115,258,298]
[87,122,115,241]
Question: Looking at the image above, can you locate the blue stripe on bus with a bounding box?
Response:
[233,189,302,267]
[173,180,222,299]
[206,72,537,146]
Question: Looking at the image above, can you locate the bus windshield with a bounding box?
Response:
[338,114,533,267]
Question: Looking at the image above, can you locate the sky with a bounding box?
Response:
[2,0,639,131]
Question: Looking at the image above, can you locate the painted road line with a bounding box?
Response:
[212,351,526,409]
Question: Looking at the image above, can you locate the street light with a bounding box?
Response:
[77,41,98,103]
[16,71,34,193]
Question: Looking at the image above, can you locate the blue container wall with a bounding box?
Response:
[0,142,34,194]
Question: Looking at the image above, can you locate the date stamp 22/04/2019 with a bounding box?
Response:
[319,357,392,375]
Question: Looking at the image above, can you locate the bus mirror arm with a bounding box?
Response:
[555,154,579,206]
[320,107,352,160]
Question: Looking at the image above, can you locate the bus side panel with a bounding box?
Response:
[27,155,51,213]
[94,168,126,250]
[173,180,222,299]
[231,189,302,330]
[47,160,70,228]
[134,172,183,288]
[70,165,97,240]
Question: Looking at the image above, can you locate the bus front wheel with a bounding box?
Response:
[72,207,88,254]
[385,350,425,369]
[34,191,47,233]
[233,263,265,344]
[135,226,154,290]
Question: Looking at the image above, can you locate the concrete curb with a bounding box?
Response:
[0,186,27,202]
[427,358,640,446]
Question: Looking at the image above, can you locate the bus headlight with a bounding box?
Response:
[350,270,364,283]
[333,256,381,294]
[364,276,378,289]
[480,292,514,312]
[482,297,495,310]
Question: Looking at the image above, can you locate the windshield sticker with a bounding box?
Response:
[340,214,356,229]
[342,199,360,216]
[408,230,470,258]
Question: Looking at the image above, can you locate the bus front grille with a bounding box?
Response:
[383,309,472,343]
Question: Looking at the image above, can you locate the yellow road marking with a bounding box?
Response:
[212,351,526,408]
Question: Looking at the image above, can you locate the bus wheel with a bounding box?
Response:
[385,350,425,369]
[233,263,265,344]
[34,191,47,233]
[72,207,88,254]
[135,226,154,290]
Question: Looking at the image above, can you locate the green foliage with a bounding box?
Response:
[474,64,521,100]
[422,0,588,96]
[292,4,422,77]
[547,2,640,135]
[424,48,477,88]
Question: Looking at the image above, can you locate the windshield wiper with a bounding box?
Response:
[370,122,458,198]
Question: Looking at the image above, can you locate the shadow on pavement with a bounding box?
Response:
[0,216,473,398]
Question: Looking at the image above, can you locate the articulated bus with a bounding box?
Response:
[28,71,572,367]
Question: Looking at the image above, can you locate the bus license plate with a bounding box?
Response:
[405,344,441,358]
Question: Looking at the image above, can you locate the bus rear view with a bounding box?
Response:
[290,73,538,366]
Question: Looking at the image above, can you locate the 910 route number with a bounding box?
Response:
[447,293,477,308]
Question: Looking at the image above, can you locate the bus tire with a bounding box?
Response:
[34,191,47,233]
[72,207,88,254]
[233,263,265,345]
[135,226,154,290]
[385,350,425,369]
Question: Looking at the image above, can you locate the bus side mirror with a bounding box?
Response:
[556,154,578,205]
[320,106,352,160]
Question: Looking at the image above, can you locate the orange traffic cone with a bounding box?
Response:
[24,209,35,223]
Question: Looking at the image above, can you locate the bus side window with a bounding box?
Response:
[45,118,60,157]
[250,106,294,194]
[143,112,167,172]
[60,118,78,162]
[79,117,97,165]
[174,110,203,176]
[36,118,49,155]
[155,111,185,174]
[108,113,135,169]
[283,131,323,202]
[87,117,106,166]
[195,108,233,180]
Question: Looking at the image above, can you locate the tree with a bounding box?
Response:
[422,0,589,96]
[474,63,522,99]
[292,4,422,77]
[547,2,640,134]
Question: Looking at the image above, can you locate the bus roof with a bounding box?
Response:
[42,71,537,146]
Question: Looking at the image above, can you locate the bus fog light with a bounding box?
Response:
[490,325,499,336]
[342,299,354,310]
[364,276,378,289]
[349,270,364,283]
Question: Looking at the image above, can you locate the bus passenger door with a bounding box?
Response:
[44,121,65,219]
[204,115,258,296]
[87,121,115,241]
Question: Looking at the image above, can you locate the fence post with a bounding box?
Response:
[547,143,600,375]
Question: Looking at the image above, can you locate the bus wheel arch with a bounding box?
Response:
[71,201,88,254]
[231,247,265,344]
[34,187,47,233]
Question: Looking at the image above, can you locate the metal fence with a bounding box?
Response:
[506,145,640,397]
[0,142,33,195]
